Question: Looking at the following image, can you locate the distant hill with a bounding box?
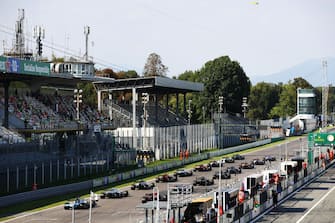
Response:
[250,57,335,87]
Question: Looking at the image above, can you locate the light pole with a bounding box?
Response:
[108,91,113,123]
[217,160,222,223]
[285,142,288,161]
[33,25,45,60]
[218,96,224,113]
[142,93,149,150]
[242,97,248,118]
[187,99,192,125]
[300,138,303,157]
[202,106,205,123]
[88,191,93,223]
[72,200,75,223]
[153,187,160,223]
[73,89,83,121]
[218,96,224,149]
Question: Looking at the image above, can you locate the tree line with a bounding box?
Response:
[68,53,335,124]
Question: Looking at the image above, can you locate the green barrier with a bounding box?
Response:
[271,137,284,143]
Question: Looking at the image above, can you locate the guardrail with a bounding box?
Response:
[0,181,92,208]
[0,139,272,208]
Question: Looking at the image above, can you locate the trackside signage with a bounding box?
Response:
[0,56,6,72]
[308,132,335,147]
[7,58,20,73]
[21,60,50,76]
[0,56,50,76]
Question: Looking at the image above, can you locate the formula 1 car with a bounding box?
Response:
[141,191,168,203]
[156,173,178,183]
[100,188,129,199]
[193,164,212,172]
[174,169,193,177]
[212,171,231,180]
[193,176,214,186]
[226,166,242,174]
[253,159,265,165]
[224,157,235,163]
[131,180,155,190]
[240,162,255,169]
[64,198,96,210]
[264,155,276,161]
[209,160,221,167]
[232,154,245,160]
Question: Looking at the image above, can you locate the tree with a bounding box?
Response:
[143,53,168,77]
[51,54,64,63]
[199,56,251,115]
[248,82,281,120]
[178,70,201,82]
[269,77,313,118]
[95,68,116,78]
[78,82,97,108]
[115,70,139,79]
[291,77,313,89]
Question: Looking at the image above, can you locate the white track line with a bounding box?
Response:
[296,185,335,223]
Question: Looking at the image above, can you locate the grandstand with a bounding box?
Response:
[0,54,209,194]
[94,76,204,128]
[0,88,110,131]
[0,10,213,194]
[116,103,188,127]
[213,112,258,148]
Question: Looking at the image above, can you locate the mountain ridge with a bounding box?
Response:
[250,57,335,87]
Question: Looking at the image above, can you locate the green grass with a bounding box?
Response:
[0,189,89,220]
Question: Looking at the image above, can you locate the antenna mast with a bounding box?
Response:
[14,9,25,57]
[33,25,45,60]
[322,60,329,128]
[84,26,90,61]
[5,8,33,59]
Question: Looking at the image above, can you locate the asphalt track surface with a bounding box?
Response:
[2,138,306,223]
[254,162,335,223]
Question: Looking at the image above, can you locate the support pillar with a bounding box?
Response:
[166,94,169,117]
[97,90,102,112]
[132,87,137,149]
[183,93,186,115]
[176,93,179,116]
[3,81,9,128]
[155,93,158,125]
[108,91,113,121]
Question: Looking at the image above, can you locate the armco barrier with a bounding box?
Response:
[0,139,272,208]
[208,139,271,159]
[0,180,92,208]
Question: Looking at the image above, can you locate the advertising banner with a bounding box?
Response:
[21,60,50,76]
[0,56,6,72]
[7,58,20,73]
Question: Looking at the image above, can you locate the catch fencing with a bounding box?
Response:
[114,122,256,160]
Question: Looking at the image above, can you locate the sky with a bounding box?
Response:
[1,0,334,80]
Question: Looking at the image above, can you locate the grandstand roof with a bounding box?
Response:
[0,71,113,88]
[93,76,204,94]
